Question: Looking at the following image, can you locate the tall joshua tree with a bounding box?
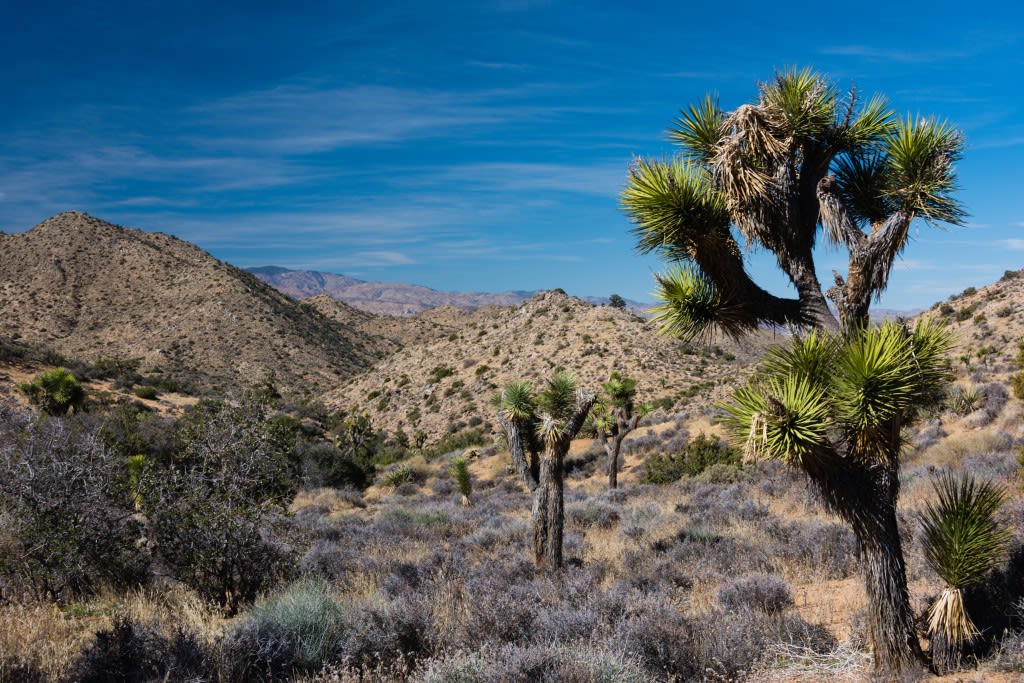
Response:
[623,68,965,677]
[496,372,595,568]
[594,372,649,489]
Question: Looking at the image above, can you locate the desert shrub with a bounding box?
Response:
[143,401,298,614]
[131,385,158,400]
[764,518,859,579]
[428,365,455,383]
[694,609,836,679]
[220,580,345,682]
[68,616,208,683]
[641,433,741,484]
[716,572,794,613]
[416,643,647,683]
[1012,372,1024,402]
[0,412,149,602]
[913,420,946,450]
[617,602,699,679]
[302,441,374,490]
[423,428,487,460]
[566,499,621,530]
[19,367,85,415]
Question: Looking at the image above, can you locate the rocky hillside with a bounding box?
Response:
[323,290,777,441]
[0,212,383,394]
[918,268,1024,392]
[250,265,533,316]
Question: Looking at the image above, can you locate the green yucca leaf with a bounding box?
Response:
[602,371,637,408]
[908,318,955,400]
[449,457,472,500]
[758,330,837,391]
[668,94,724,163]
[832,323,917,433]
[650,264,725,342]
[623,158,730,262]
[720,375,829,464]
[495,380,535,422]
[884,116,966,226]
[920,472,1011,589]
[759,67,837,141]
[537,372,577,422]
[840,93,894,150]
[833,152,894,226]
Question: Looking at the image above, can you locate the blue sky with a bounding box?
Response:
[2,1,1022,310]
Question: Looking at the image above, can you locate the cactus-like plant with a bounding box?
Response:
[919,472,1011,674]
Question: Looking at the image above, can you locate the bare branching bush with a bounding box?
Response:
[142,400,298,615]
[0,411,149,602]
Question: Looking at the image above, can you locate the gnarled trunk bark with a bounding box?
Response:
[533,447,569,567]
[801,448,925,679]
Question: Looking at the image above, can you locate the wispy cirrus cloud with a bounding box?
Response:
[821,45,971,63]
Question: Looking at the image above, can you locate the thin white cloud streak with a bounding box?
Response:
[1001,239,1024,249]
[186,82,626,154]
[412,161,626,197]
[821,45,971,63]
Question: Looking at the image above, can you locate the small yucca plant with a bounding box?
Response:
[919,472,1011,673]
[449,456,472,506]
[382,462,415,489]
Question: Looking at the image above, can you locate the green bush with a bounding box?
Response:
[428,365,455,383]
[1012,373,1024,402]
[132,385,159,400]
[423,428,487,460]
[220,580,345,681]
[19,367,85,415]
[641,434,741,484]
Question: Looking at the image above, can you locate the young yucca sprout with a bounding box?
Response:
[449,456,472,506]
[919,472,1011,674]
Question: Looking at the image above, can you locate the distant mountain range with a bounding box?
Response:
[247,266,648,316]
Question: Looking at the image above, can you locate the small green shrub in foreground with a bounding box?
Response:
[641,434,741,484]
[221,579,345,681]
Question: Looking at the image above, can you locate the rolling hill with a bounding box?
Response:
[0,212,384,394]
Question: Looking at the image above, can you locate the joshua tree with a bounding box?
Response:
[594,372,649,489]
[623,68,965,677]
[919,472,1011,674]
[495,372,595,568]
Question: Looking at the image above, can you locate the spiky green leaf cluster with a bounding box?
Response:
[538,372,578,422]
[720,321,952,464]
[885,117,965,225]
[920,472,1011,589]
[602,371,637,409]
[623,158,729,262]
[669,94,723,162]
[449,457,472,499]
[650,265,749,342]
[494,380,535,422]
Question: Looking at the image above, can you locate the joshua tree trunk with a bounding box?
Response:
[534,450,564,567]
[532,462,551,565]
[602,411,640,490]
[606,435,625,489]
[802,447,925,678]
